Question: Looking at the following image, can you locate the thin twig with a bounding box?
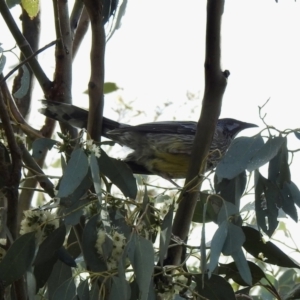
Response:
[0,40,57,86]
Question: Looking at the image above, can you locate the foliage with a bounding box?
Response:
[0,1,300,300]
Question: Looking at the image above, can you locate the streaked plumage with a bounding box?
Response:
[39,100,258,179]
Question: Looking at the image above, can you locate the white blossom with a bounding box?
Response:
[20,210,59,244]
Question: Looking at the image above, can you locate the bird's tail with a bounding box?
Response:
[39,100,123,138]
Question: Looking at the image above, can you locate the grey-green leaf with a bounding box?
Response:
[159,203,174,266]
[126,234,154,300]
[231,249,252,286]
[0,232,35,286]
[216,135,264,181]
[247,136,285,172]
[207,221,228,277]
[13,65,30,98]
[97,149,137,199]
[32,138,57,160]
[57,148,89,198]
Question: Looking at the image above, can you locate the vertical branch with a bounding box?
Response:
[51,0,77,137]
[0,91,22,241]
[12,8,41,119]
[168,0,227,266]
[83,0,105,141]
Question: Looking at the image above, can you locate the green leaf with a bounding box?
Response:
[255,171,279,236]
[77,279,90,300]
[194,274,235,300]
[242,226,300,269]
[103,82,120,94]
[57,247,76,268]
[82,214,107,272]
[109,276,131,300]
[159,203,174,266]
[21,0,40,19]
[219,261,264,286]
[13,65,30,98]
[208,221,228,277]
[48,260,76,300]
[6,0,20,8]
[192,193,222,223]
[97,148,137,199]
[294,131,300,140]
[116,249,131,300]
[268,137,290,187]
[109,208,131,239]
[0,232,35,286]
[280,182,298,222]
[34,255,58,291]
[214,171,246,208]
[34,225,66,266]
[217,201,240,225]
[247,136,285,172]
[278,269,297,297]
[126,234,154,300]
[90,152,102,203]
[231,249,252,286]
[222,223,245,256]
[32,138,57,160]
[216,135,264,181]
[57,148,89,198]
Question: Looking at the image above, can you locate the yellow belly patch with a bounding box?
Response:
[145,152,190,178]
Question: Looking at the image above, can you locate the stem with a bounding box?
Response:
[0,90,22,241]
[167,0,227,266]
[83,0,105,141]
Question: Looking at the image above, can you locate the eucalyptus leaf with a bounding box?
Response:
[48,260,76,300]
[231,248,252,286]
[126,234,154,300]
[194,274,235,300]
[159,203,174,266]
[247,136,285,172]
[216,135,264,181]
[82,214,107,272]
[32,138,57,160]
[13,65,30,98]
[97,149,137,199]
[34,225,66,266]
[207,221,228,277]
[0,232,35,286]
[222,223,245,256]
[57,148,89,198]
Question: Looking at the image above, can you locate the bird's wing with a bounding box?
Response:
[108,121,197,135]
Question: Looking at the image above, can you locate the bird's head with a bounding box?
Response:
[218,118,258,138]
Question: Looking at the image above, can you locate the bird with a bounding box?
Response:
[39,100,258,180]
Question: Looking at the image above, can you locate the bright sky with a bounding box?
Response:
[2,1,300,126]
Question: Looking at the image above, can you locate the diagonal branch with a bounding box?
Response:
[168,0,228,266]
[0,0,52,93]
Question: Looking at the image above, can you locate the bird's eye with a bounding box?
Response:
[226,123,239,131]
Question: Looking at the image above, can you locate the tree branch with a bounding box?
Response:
[13,8,41,119]
[72,7,90,61]
[51,0,77,138]
[83,0,105,141]
[168,0,227,266]
[0,90,22,241]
